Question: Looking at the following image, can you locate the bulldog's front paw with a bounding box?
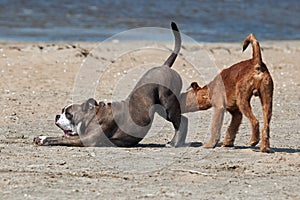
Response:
[33,136,48,146]
[165,142,173,148]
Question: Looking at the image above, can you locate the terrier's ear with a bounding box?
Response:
[187,82,200,91]
[83,98,98,112]
[99,101,106,107]
[191,82,200,89]
[186,82,200,92]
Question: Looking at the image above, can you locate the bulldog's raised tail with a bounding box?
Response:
[242,33,262,66]
[163,22,182,67]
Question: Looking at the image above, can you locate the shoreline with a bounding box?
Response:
[2,38,300,44]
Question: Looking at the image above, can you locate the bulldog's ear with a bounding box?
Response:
[83,98,98,112]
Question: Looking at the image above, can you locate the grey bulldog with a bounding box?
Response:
[34,22,187,147]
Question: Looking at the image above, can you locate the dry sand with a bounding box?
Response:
[0,39,299,199]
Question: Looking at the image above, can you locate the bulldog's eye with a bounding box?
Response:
[65,112,73,120]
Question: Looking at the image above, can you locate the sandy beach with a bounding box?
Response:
[0,39,299,199]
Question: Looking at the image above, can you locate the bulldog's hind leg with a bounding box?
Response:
[164,102,188,147]
[167,114,188,147]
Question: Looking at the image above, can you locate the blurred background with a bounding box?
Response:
[0,0,299,42]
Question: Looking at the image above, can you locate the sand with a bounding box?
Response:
[0,39,299,199]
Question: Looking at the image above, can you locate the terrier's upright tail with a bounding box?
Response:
[163,22,182,67]
[242,33,262,66]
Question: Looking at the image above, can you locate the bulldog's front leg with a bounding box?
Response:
[34,135,84,147]
[34,135,48,145]
[166,115,188,148]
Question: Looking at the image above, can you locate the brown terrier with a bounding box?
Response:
[180,33,274,153]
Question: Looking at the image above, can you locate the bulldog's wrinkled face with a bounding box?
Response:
[55,104,80,137]
[55,98,99,137]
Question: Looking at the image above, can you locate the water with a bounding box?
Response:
[0,0,299,42]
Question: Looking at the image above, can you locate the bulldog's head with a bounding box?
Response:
[55,98,100,137]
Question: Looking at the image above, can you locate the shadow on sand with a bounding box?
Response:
[135,142,299,153]
[135,142,203,148]
[233,145,300,153]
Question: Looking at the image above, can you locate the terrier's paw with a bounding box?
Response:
[250,139,259,147]
[203,142,217,148]
[221,140,234,147]
[260,147,274,153]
